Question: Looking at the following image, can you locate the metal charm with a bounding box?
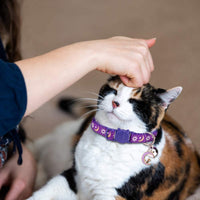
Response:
[142,132,158,165]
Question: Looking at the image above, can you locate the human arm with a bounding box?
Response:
[0,36,155,199]
[16,36,156,116]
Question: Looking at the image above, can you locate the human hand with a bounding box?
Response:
[17,36,155,116]
[0,145,37,200]
[88,36,156,87]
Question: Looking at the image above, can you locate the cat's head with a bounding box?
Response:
[95,76,182,133]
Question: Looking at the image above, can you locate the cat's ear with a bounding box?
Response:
[158,87,183,109]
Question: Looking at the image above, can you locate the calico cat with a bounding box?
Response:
[29,76,200,200]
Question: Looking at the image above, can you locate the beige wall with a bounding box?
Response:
[21,0,200,151]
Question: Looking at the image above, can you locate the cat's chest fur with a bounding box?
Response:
[75,126,166,200]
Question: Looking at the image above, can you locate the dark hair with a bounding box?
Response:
[0,0,22,62]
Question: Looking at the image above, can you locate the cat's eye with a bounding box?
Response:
[99,84,117,99]
[129,98,143,104]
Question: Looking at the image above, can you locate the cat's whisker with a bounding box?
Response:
[80,105,98,109]
[78,97,101,102]
[80,108,102,119]
[98,104,104,110]
[60,98,96,104]
[86,91,104,100]
[118,110,129,117]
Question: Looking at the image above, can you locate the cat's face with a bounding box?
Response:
[95,76,182,133]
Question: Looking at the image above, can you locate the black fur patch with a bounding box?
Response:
[108,75,121,82]
[73,114,94,152]
[166,162,190,200]
[173,134,184,158]
[156,88,167,94]
[146,108,160,131]
[76,114,94,137]
[164,120,186,137]
[154,128,162,145]
[58,98,77,117]
[116,166,153,200]
[145,162,165,196]
[166,171,179,186]
[174,141,183,158]
[129,84,164,132]
[61,167,77,193]
[167,178,187,200]
[130,99,151,123]
[98,84,117,102]
[129,98,161,132]
[116,162,165,200]
[185,162,191,174]
[195,151,200,167]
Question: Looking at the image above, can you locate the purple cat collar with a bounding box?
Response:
[91,118,158,144]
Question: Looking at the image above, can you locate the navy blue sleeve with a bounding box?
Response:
[0,59,27,136]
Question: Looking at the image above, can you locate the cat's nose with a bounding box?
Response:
[112,101,120,108]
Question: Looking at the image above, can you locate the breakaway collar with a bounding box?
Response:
[91,118,158,144]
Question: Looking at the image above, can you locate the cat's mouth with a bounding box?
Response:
[107,111,122,122]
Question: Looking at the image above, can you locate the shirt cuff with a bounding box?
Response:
[0,59,27,136]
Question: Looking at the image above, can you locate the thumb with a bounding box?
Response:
[0,170,10,190]
[146,38,156,48]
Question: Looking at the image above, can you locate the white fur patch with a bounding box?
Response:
[184,137,195,151]
[74,84,166,199]
[31,84,174,200]
[75,126,166,200]
[28,119,83,189]
[28,175,77,200]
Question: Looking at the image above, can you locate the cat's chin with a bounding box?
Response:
[107,112,122,124]
[95,111,122,129]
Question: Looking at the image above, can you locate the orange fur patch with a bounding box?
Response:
[109,79,122,90]
[130,88,143,100]
[115,196,126,200]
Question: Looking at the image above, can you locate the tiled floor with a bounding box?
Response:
[21,0,200,151]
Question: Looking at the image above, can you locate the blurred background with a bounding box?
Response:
[21,0,200,151]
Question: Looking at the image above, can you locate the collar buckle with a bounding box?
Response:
[115,128,130,144]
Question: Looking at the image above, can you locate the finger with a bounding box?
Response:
[126,76,143,88]
[5,179,25,200]
[17,190,31,200]
[141,42,154,72]
[0,170,9,189]
[138,54,150,85]
[126,66,144,88]
[141,49,151,76]
[145,38,156,48]
[120,76,129,85]
[147,50,154,72]
[143,49,154,73]
[133,41,152,75]
[120,72,143,88]
[141,62,150,84]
